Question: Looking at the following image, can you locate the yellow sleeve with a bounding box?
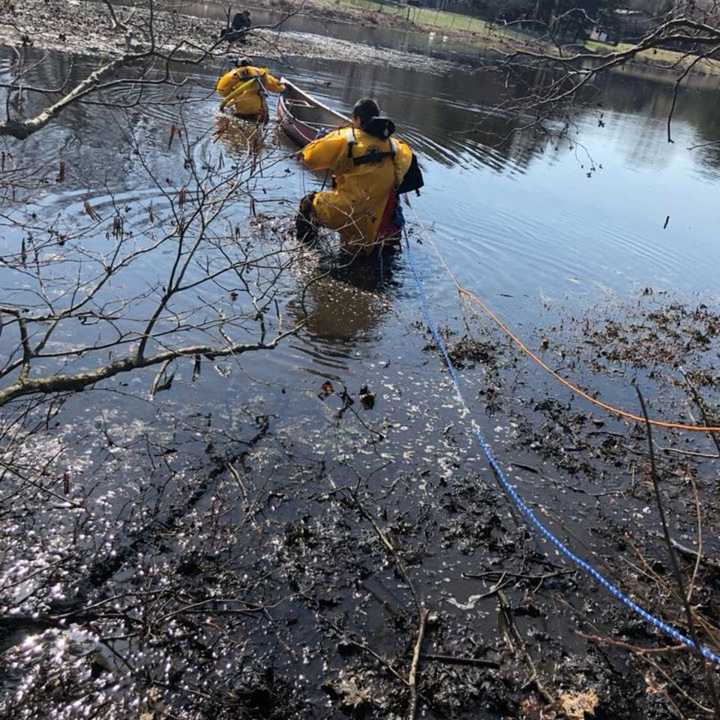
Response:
[261,71,285,94]
[216,69,238,96]
[301,130,348,171]
[394,140,414,183]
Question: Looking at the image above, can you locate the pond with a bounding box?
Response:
[2,9,720,717]
[11,35,717,405]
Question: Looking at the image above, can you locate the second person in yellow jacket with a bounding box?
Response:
[215,58,285,122]
[296,98,415,256]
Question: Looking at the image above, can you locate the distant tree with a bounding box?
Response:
[474,0,621,35]
[495,1,720,143]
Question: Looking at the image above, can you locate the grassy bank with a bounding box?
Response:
[308,0,531,44]
[585,38,720,76]
[296,0,720,79]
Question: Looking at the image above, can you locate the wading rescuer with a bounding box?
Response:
[296,98,424,256]
[215,58,285,123]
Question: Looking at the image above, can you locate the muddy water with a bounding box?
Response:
[2,20,720,713]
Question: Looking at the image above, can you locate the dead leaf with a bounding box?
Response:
[558,689,598,719]
[319,380,334,399]
[337,677,372,710]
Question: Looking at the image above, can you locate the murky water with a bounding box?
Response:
[2,14,720,715]
[3,11,720,558]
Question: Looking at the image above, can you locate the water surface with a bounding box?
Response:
[2,25,720,711]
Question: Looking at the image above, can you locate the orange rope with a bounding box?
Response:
[457,286,720,433]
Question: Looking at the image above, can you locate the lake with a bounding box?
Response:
[2,7,720,716]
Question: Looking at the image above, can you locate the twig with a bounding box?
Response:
[680,367,720,457]
[418,653,500,669]
[407,607,428,720]
[102,0,127,31]
[687,474,702,605]
[464,569,575,583]
[640,653,716,717]
[497,590,553,704]
[350,491,420,611]
[347,489,431,718]
[647,532,720,572]
[657,446,720,460]
[315,612,409,686]
[577,631,685,655]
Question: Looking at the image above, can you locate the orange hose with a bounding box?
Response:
[457,286,720,433]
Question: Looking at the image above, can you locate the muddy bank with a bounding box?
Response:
[0,0,465,74]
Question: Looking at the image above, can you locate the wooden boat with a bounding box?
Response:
[277,79,349,147]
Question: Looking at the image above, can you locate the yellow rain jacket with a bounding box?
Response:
[301,126,413,253]
[215,66,285,118]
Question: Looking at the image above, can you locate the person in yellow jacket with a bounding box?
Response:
[296,98,417,256]
[215,58,285,122]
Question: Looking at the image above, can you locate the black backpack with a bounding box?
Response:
[397,153,424,196]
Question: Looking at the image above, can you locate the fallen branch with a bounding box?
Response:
[418,652,500,669]
[0,324,303,407]
[0,54,147,140]
[636,386,720,719]
[407,607,429,720]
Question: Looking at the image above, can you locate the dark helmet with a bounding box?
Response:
[236,57,252,67]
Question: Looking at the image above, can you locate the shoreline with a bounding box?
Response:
[0,0,467,76]
[1,0,714,88]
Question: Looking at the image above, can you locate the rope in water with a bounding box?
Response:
[403,232,720,665]
[406,212,719,434]
[456,286,720,433]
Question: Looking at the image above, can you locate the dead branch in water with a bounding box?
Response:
[407,607,428,720]
[497,589,554,705]
[636,386,720,719]
[0,114,307,409]
[346,487,431,719]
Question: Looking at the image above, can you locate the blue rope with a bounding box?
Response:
[403,233,720,665]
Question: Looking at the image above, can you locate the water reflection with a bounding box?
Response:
[287,248,399,355]
[213,113,268,159]
[4,33,720,345]
[297,276,387,342]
